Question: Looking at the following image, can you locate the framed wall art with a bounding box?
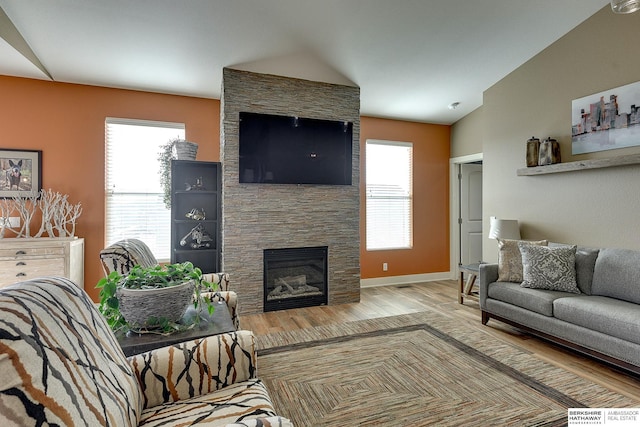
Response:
[572,80,640,155]
[0,149,42,198]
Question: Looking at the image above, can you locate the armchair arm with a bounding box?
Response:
[202,290,240,330]
[479,263,499,309]
[128,330,256,409]
[202,272,230,291]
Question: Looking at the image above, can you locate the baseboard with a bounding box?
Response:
[360,272,451,288]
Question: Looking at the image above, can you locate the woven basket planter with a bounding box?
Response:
[174,140,198,160]
[116,280,195,328]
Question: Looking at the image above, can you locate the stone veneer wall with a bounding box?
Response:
[220,68,360,315]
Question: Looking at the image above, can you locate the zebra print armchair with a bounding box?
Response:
[0,277,290,426]
[100,238,240,329]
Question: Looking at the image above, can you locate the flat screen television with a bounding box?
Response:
[239,112,353,185]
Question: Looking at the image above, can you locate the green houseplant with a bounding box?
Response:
[97,261,215,333]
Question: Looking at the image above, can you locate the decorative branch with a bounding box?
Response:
[51,194,67,237]
[55,197,82,237]
[35,189,64,237]
[66,202,82,237]
[0,189,83,239]
[11,194,38,237]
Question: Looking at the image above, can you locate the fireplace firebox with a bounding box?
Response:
[263,246,328,312]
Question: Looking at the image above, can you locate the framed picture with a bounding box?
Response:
[571,80,640,154]
[0,149,42,198]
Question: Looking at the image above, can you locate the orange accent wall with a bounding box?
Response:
[1,76,450,300]
[1,76,219,301]
[359,117,450,279]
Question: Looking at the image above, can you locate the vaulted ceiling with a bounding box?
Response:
[0,0,609,124]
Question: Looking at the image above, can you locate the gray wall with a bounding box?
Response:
[452,6,640,262]
[451,107,483,159]
[220,68,361,314]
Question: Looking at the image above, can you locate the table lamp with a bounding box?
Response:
[489,216,521,240]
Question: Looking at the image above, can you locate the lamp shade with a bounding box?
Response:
[611,0,640,14]
[489,217,521,240]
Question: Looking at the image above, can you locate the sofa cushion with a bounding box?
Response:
[591,248,640,304]
[519,243,580,294]
[139,379,280,426]
[487,281,572,317]
[497,239,547,282]
[553,295,640,346]
[0,278,142,426]
[549,243,599,295]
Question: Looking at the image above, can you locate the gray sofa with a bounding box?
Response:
[480,245,640,374]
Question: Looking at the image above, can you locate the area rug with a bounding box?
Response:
[255,311,640,426]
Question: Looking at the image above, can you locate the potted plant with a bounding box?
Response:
[97,261,215,333]
[158,138,199,209]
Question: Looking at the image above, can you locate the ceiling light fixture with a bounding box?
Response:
[448,102,460,110]
[611,0,640,14]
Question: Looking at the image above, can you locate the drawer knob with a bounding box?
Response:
[16,261,26,266]
[16,272,26,277]
[15,250,27,255]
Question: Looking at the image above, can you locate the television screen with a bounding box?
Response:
[239,112,353,185]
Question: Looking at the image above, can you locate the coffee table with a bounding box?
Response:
[116,300,236,357]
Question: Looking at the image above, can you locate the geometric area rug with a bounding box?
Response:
[256,311,640,427]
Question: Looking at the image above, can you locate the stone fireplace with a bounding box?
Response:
[220,68,361,314]
[263,246,328,312]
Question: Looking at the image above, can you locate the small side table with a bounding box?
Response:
[116,301,235,357]
[458,263,482,304]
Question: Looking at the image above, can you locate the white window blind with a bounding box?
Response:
[105,118,184,261]
[365,140,413,250]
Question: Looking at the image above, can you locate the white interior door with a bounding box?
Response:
[460,163,483,265]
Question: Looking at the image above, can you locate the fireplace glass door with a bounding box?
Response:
[263,246,328,311]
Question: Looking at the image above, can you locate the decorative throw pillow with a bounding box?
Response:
[519,243,580,293]
[549,243,599,294]
[497,239,548,282]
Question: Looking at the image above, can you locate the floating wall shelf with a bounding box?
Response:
[516,153,640,176]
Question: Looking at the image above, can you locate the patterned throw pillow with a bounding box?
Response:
[497,239,548,282]
[519,243,580,293]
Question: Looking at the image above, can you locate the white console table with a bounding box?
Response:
[0,237,84,289]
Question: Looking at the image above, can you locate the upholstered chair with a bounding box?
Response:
[100,239,239,329]
[99,238,158,273]
[199,272,240,329]
[0,278,288,426]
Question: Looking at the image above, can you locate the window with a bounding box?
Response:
[105,118,185,261]
[365,140,413,250]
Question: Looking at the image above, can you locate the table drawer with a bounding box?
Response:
[0,246,65,258]
[0,238,85,288]
[0,258,65,284]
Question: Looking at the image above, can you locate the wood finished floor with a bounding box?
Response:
[241,279,640,401]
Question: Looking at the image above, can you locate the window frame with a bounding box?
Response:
[365,139,414,251]
[104,117,185,261]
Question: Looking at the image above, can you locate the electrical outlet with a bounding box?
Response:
[1,217,20,227]
[383,262,388,271]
